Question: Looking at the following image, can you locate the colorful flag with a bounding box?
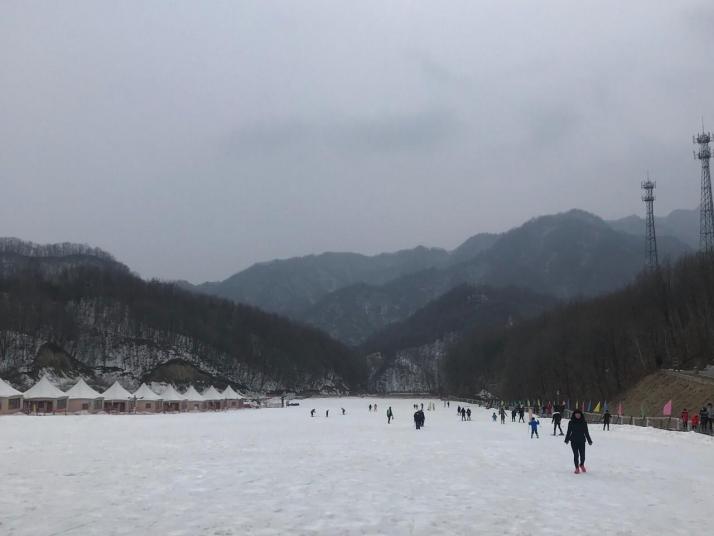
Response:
[617,402,623,416]
[662,400,672,416]
[593,402,601,413]
[587,400,592,412]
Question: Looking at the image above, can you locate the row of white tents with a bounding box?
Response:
[0,375,248,415]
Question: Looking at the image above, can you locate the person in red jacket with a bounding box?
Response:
[681,408,689,431]
[691,413,700,431]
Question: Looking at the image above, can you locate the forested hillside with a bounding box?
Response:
[443,253,714,402]
[361,284,556,393]
[302,210,691,344]
[0,240,365,393]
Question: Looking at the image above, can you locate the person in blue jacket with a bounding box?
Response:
[529,416,540,438]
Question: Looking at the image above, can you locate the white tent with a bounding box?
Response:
[158,384,185,412]
[102,381,133,413]
[23,375,68,414]
[202,385,223,410]
[221,385,246,409]
[0,377,23,415]
[65,378,103,413]
[132,383,162,413]
[182,385,206,411]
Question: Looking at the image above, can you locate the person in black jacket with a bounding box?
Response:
[564,408,593,474]
[602,409,611,431]
[552,408,564,436]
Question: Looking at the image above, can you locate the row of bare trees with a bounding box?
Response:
[443,253,714,402]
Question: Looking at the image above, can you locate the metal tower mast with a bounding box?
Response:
[694,128,714,253]
[641,176,658,270]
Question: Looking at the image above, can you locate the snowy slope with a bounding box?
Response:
[1,398,712,536]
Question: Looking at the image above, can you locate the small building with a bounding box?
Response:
[222,385,245,409]
[201,385,223,411]
[132,384,163,413]
[102,381,134,414]
[22,375,69,414]
[182,385,206,412]
[158,384,185,412]
[0,377,23,415]
[65,378,104,413]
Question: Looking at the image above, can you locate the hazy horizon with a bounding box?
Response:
[2,1,712,282]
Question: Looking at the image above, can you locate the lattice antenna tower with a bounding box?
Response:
[694,125,714,253]
[641,174,658,270]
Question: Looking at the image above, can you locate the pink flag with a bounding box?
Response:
[617,402,623,416]
[662,400,672,416]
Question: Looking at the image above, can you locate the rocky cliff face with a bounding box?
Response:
[367,336,455,394]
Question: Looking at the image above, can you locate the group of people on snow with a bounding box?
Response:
[457,406,471,421]
[680,403,713,433]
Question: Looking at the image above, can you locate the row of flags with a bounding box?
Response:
[506,399,675,417]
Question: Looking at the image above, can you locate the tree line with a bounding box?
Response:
[443,253,714,402]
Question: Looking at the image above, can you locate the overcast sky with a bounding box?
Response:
[1,1,713,282]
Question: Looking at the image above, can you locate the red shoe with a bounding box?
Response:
[574,467,580,474]
[580,465,587,473]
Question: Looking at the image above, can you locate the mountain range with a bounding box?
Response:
[187,208,694,345]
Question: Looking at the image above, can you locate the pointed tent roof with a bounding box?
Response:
[221,385,244,400]
[0,377,22,398]
[133,383,162,401]
[201,385,223,400]
[23,375,68,400]
[182,385,205,402]
[66,378,103,400]
[102,381,133,401]
[159,384,185,402]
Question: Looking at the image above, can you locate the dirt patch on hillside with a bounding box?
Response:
[617,371,714,417]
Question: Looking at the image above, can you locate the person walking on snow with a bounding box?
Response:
[369,404,372,412]
[492,411,498,422]
[518,406,525,423]
[602,409,611,431]
[565,408,593,474]
[310,409,316,417]
[461,408,467,421]
[511,408,517,422]
[467,408,472,421]
[387,406,394,424]
[681,408,689,431]
[499,407,506,424]
[325,410,329,418]
[552,407,564,436]
[341,408,346,415]
[414,409,425,430]
[529,416,540,438]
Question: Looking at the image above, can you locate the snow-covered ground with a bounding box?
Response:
[1,397,713,536]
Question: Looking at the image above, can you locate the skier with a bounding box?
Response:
[421,403,424,410]
[602,409,611,431]
[461,407,467,421]
[447,401,450,408]
[387,406,394,424]
[369,404,372,412]
[518,406,525,423]
[681,408,689,431]
[499,407,506,424]
[374,403,378,413]
[310,409,316,417]
[529,416,540,438]
[325,409,329,418]
[491,411,497,422]
[467,408,472,421]
[341,408,346,415]
[457,405,462,416]
[511,408,517,422]
[564,408,593,474]
[552,407,564,436]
